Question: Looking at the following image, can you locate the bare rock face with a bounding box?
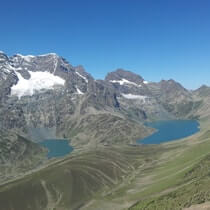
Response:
[194,85,210,97]
[105,69,203,119]
[0,52,143,147]
[0,129,45,164]
[106,68,144,84]
[0,128,46,182]
[0,51,206,149]
[105,69,151,96]
[145,79,196,117]
[0,52,9,63]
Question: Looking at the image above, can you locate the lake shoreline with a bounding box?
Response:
[137,120,200,145]
[39,139,73,158]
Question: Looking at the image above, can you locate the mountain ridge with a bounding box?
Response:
[0,51,207,145]
[1,51,210,210]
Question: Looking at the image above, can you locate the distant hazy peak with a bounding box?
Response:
[193,84,210,96]
[159,79,187,90]
[197,84,209,90]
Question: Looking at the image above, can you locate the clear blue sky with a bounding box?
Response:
[0,0,210,89]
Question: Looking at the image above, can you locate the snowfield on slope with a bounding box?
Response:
[11,71,65,98]
[122,93,148,101]
[110,78,142,87]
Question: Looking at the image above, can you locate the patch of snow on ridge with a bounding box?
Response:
[11,71,65,98]
[76,71,88,83]
[53,54,58,74]
[4,63,17,71]
[16,54,35,62]
[16,53,57,60]
[143,80,149,84]
[122,94,147,101]
[110,78,141,87]
[38,53,57,57]
[76,86,84,95]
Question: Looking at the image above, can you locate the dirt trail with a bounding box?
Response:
[183,202,210,210]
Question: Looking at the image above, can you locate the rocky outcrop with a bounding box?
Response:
[0,128,46,182]
[0,53,150,148]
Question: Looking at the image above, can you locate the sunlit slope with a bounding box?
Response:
[1,120,210,210]
[130,153,210,210]
[81,121,210,209]
[0,129,46,183]
[130,122,210,210]
[0,145,164,210]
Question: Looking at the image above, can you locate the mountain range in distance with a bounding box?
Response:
[1,51,210,210]
[0,50,209,151]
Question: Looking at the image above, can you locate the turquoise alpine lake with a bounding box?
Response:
[137,120,200,144]
[40,139,73,158]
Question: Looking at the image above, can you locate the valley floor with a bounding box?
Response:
[1,119,210,210]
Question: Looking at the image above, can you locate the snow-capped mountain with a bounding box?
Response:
[0,52,93,100]
[0,51,205,148]
[0,52,137,147]
[105,69,151,96]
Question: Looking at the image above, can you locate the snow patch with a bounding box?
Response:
[76,71,88,83]
[76,86,84,95]
[16,54,35,62]
[143,80,149,84]
[2,67,11,73]
[4,63,17,71]
[38,53,57,57]
[11,71,65,98]
[110,78,141,87]
[52,54,58,74]
[122,93,147,101]
[23,55,34,62]
[16,53,57,60]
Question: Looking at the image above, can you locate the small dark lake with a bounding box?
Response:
[137,120,200,144]
[40,139,73,158]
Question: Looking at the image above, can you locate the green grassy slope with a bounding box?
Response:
[1,120,210,210]
[0,145,164,210]
[129,121,210,210]
[130,154,210,210]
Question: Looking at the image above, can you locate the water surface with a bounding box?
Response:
[137,120,200,144]
[40,139,73,158]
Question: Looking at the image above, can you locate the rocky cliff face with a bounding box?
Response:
[0,52,151,148]
[0,51,209,187]
[105,69,204,120]
[0,51,207,149]
[145,79,195,117]
[0,128,46,182]
[190,85,210,119]
[105,69,150,96]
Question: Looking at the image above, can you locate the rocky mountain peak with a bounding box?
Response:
[194,84,210,97]
[0,52,95,99]
[196,84,209,91]
[105,69,151,97]
[10,53,72,75]
[0,51,9,63]
[159,79,187,92]
[0,50,207,154]
[105,69,144,86]
[74,65,93,82]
